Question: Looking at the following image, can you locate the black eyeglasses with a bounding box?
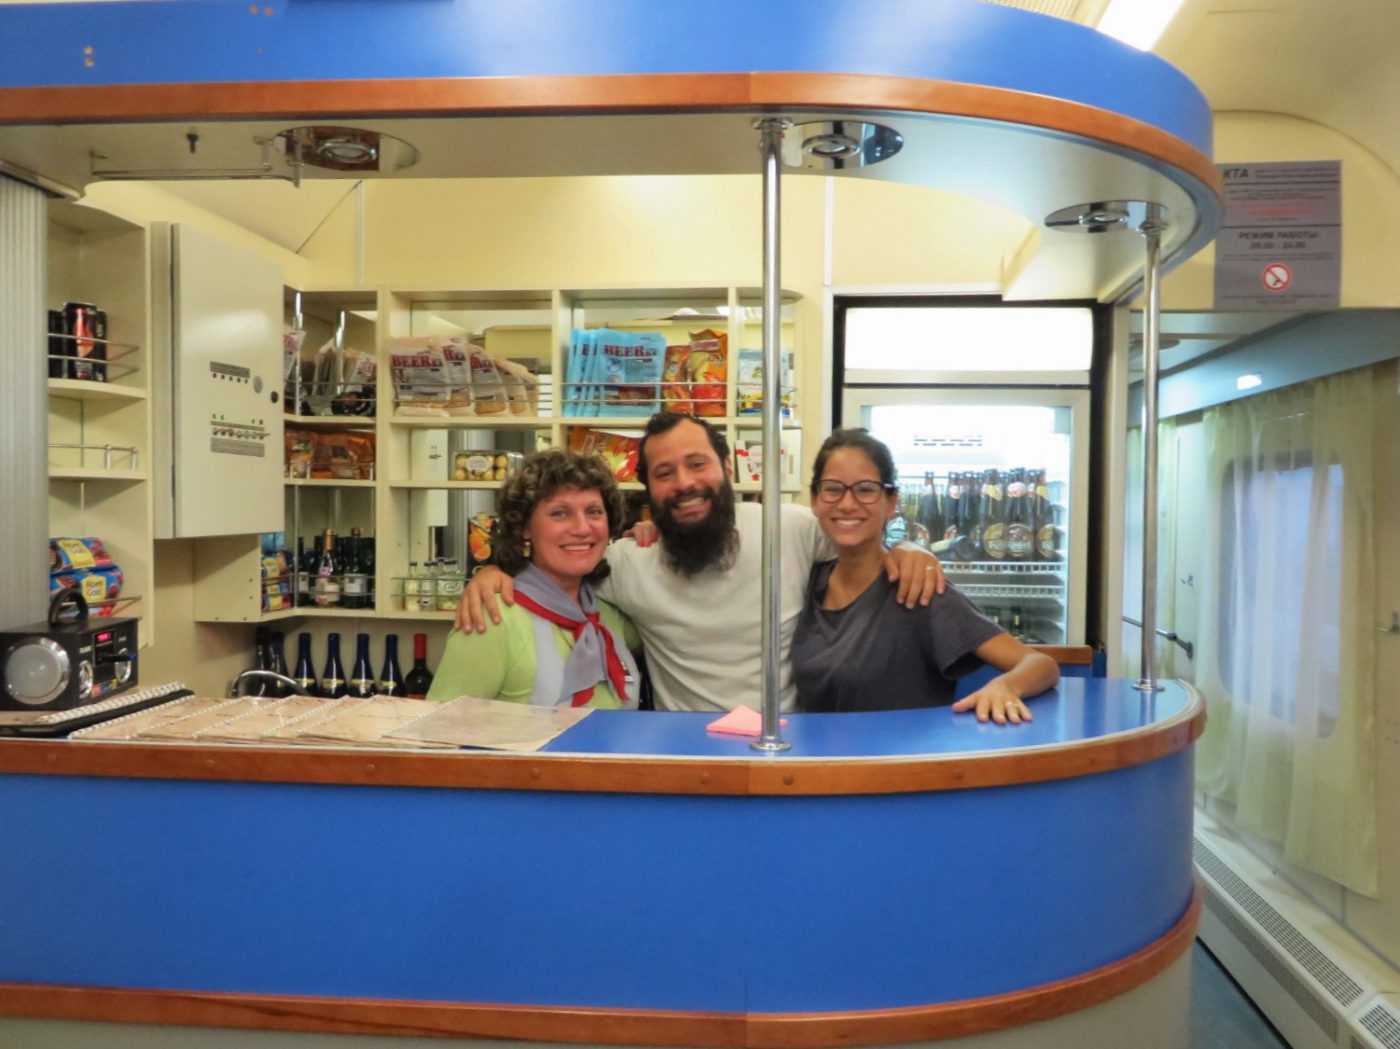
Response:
[814,479,896,504]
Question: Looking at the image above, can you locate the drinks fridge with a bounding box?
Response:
[841,390,1088,645]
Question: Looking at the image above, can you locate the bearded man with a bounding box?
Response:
[457,412,943,712]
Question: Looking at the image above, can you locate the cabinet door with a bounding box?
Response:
[153,223,284,537]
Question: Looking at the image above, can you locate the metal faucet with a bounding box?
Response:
[227,669,313,698]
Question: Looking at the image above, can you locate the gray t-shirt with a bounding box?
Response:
[792,560,1002,712]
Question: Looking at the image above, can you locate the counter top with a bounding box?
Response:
[0,678,1203,795]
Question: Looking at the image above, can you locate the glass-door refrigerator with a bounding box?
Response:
[836,301,1096,646]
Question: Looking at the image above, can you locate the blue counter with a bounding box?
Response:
[0,678,1203,1046]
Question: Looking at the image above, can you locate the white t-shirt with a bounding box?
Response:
[599,502,832,712]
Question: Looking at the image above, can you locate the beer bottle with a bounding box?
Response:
[980,468,1007,560]
[963,472,983,560]
[1006,469,1033,561]
[1035,469,1061,562]
[942,474,962,542]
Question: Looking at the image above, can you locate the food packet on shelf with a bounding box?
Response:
[568,427,641,483]
[468,512,497,573]
[314,431,376,480]
[686,329,728,417]
[49,536,115,571]
[661,344,692,415]
[332,347,377,415]
[440,337,475,415]
[468,345,508,415]
[50,564,124,617]
[452,451,521,482]
[389,335,453,415]
[492,356,539,415]
[283,328,306,384]
[285,428,315,479]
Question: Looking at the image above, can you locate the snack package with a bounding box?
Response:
[468,512,497,573]
[332,347,377,416]
[50,564,124,617]
[686,328,728,417]
[49,536,115,571]
[736,346,795,417]
[594,329,666,416]
[389,335,455,413]
[567,427,641,482]
[283,328,306,384]
[452,451,522,482]
[285,429,315,479]
[468,345,508,415]
[315,431,376,480]
[492,356,539,416]
[661,344,692,415]
[441,339,474,415]
[565,329,600,417]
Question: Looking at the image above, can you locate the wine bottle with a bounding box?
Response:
[314,527,341,607]
[321,632,348,698]
[292,632,319,696]
[247,626,273,696]
[347,632,376,698]
[403,632,434,699]
[340,529,369,609]
[268,630,291,697]
[377,633,406,696]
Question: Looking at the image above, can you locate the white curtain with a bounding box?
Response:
[1193,367,1378,896]
[1121,417,1182,681]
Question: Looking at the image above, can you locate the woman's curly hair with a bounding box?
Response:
[490,448,626,583]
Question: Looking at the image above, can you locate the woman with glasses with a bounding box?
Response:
[792,429,1058,721]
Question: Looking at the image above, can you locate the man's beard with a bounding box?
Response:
[653,481,739,578]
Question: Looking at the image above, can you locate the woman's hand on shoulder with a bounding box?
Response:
[625,518,659,548]
[455,565,515,633]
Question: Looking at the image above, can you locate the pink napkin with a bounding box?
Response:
[706,705,788,737]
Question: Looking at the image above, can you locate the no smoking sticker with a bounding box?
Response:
[1262,262,1292,291]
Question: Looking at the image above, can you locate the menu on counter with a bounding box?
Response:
[387,696,591,752]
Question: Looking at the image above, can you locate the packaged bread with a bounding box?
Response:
[492,356,539,415]
[389,335,454,413]
[285,429,315,478]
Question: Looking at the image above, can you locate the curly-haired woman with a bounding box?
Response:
[427,449,641,708]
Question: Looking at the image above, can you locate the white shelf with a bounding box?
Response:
[47,378,147,404]
[49,466,147,483]
[389,414,553,428]
[283,414,376,429]
[286,477,377,488]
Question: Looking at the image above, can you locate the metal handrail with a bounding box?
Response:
[1122,615,1194,660]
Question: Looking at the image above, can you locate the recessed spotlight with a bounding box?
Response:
[1236,373,1263,391]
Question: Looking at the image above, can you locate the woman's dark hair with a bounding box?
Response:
[809,428,898,492]
[636,411,731,487]
[492,449,626,582]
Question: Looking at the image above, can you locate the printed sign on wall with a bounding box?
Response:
[1213,161,1340,310]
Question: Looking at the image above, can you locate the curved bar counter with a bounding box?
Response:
[0,678,1204,1046]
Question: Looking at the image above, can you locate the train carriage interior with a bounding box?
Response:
[0,0,1397,1047]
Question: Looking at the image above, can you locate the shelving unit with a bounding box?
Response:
[195,282,801,624]
[45,201,155,645]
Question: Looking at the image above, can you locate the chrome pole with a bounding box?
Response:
[752,118,791,753]
[1135,204,1167,693]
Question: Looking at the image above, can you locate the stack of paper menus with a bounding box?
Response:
[69,694,590,753]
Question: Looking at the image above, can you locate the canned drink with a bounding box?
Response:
[64,302,99,381]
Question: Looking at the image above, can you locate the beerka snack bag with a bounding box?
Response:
[594,328,666,416]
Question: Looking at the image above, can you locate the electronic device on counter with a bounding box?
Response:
[0,587,138,713]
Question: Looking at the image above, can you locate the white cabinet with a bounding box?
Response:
[150,222,285,538]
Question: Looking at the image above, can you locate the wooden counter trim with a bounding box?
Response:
[0,72,1221,197]
[0,683,1204,796]
[0,883,1200,1046]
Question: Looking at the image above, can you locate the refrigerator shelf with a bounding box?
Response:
[943,561,1065,575]
[959,583,1064,600]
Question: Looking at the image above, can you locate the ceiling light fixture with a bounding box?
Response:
[1095,0,1189,51]
[1236,373,1264,391]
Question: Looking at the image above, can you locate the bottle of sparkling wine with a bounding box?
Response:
[377,633,406,696]
[347,632,376,698]
[321,632,348,699]
[292,632,319,696]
